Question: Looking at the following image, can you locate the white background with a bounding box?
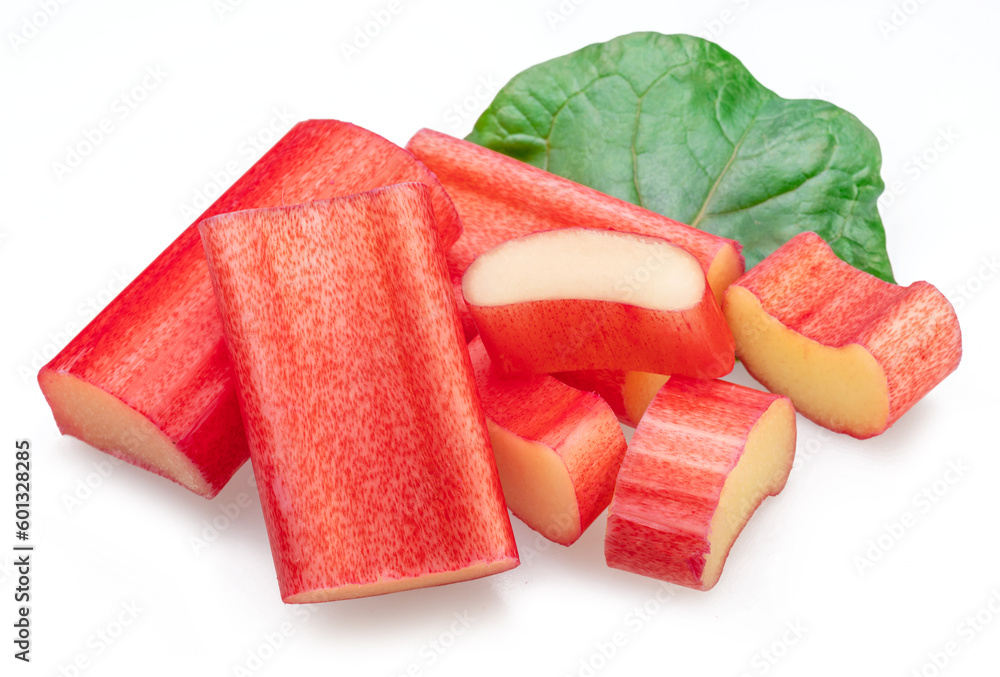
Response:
[2,1,999,675]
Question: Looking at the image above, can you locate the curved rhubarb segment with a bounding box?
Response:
[463,228,734,378]
[723,231,962,438]
[468,337,627,546]
[200,184,516,603]
[605,377,796,591]
[38,120,462,498]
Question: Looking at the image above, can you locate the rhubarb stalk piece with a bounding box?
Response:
[38,120,462,498]
[468,337,627,546]
[605,377,796,591]
[200,184,517,603]
[723,232,962,438]
[462,228,735,378]
[408,127,743,387]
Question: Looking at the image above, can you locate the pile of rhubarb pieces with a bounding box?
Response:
[38,121,962,602]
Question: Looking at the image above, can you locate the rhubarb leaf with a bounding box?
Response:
[467,32,895,282]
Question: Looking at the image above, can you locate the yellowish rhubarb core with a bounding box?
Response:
[703,397,796,590]
[486,420,581,545]
[724,286,890,437]
[622,372,670,427]
[286,559,518,603]
[38,371,212,497]
[707,243,744,307]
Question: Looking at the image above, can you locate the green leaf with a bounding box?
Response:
[467,32,895,283]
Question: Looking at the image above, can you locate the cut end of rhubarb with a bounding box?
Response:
[553,370,670,428]
[284,558,519,604]
[707,243,745,306]
[463,227,733,377]
[487,421,582,545]
[622,372,671,428]
[463,228,704,309]
[701,396,796,590]
[724,285,890,437]
[38,369,215,498]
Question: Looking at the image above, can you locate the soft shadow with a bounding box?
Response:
[303,570,509,637]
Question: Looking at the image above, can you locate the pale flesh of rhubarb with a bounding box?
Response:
[200,184,517,603]
[38,120,462,498]
[723,231,962,438]
[605,377,795,591]
[463,228,734,378]
[554,370,671,428]
[468,338,627,545]
[37,370,217,496]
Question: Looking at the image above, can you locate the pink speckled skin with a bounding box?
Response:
[406,128,744,335]
[467,337,627,545]
[38,120,462,498]
[726,231,962,436]
[605,377,793,591]
[200,184,517,602]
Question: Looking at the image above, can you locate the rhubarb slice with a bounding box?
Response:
[468,337,627,545]
[200,183,517,603]
[554,370,670,428]
[605,377,796,591]
[723,232,962,438]
[462,228,734,378]
[38,120,462,498]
